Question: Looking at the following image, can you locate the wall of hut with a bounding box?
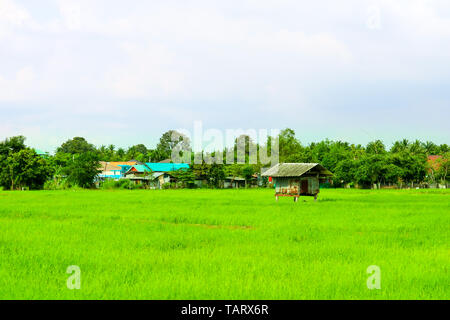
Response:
[274,176,319,196]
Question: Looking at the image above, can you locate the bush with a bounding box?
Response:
[44,179,72,190]
[100,179,141,190]
[162,182,177,189]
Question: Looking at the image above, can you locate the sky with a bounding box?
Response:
[1,0,449,153]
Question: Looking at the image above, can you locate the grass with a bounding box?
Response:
[0,188,448,300]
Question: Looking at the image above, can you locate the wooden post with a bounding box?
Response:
[276,195,279,202]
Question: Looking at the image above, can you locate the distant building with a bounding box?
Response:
[224,176,246,189]
[262,163,333,202]
[98,161,138,180]
[34,149,50,159]
[124,162,190,188]
[144,163,190,172]
[98,162,123,180]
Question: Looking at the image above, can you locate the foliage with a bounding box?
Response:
[171,169,197,188]
[208,164,225,188]
[0,136,53,190]
[62,152,100,188]
[57,137,96,154]
[1,130,448,190]
[100,179,139,190]
[155,130,191,162]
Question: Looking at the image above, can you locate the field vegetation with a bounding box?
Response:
[0,188,448,299]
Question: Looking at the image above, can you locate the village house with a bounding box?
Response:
[262,163,333,202]
[224,176,246,189]
[124,164,153,187]
[34,149,50,159]
[123,162,190,189]
[98,161,138,180]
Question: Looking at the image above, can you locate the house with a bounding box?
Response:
[124,162,190,188]
[124,164,153,187]
[262,163,333,202]
[224,176,246,188]
[98,162,123,180]
[35,149,49,159]
[144,163,190,188]
[98,161,138,180]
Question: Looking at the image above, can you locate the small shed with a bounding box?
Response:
[224,176,246,189]
[262,163,333,201]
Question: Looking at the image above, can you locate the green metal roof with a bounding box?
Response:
[34,149,48,155]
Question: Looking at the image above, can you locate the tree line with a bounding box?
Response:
[0,129,448,190]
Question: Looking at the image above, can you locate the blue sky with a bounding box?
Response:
[1,0,449,153]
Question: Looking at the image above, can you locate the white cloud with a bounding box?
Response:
[0,0,449,148]
[0,66,35,100]
[0,0,30,26]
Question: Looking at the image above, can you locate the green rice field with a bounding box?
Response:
[0,188,448,299]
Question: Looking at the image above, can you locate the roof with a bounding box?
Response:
[99,161,122,172]
[34,149,49,155]
[225,176,246,181]
[145,163,189,172]
[130,165,152,173]
[109,161,138,166]
[158,159,173,163]
[261,163,333,177]
[151,172,165,179]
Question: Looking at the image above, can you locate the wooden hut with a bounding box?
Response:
[262,163,333,202]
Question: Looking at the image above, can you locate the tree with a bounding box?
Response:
[3,149,53,190]
[436,153,449,184]
[209,164,225,188]
[390,152,427,187]
[422,141,439,155]
[126,144,148,160]
[354,154,388,188]
[390,139,410,153]
[334,159,358,186]
[0,136,26,154]
[116,148,126,160]
[172,168,196,188]
[366,140,386,155]
[242,165,254,188]
[278,128,304,162]
[63,152,100,188]
[57,137,96,154]
[320,141,352,173]
[156,130,190,162]
[0,136,51,190]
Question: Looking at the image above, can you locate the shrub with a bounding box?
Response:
[100,179,141,190]
[44,179,72,190]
